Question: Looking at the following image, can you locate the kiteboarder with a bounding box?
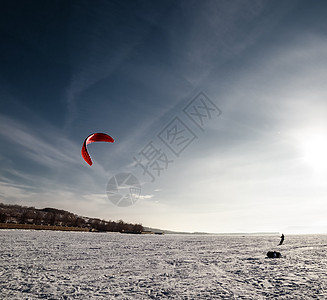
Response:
[278,233,284,245]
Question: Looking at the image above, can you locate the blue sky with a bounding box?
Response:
[1,0,327,233]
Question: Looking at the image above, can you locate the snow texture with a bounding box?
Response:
[0,230,326,299]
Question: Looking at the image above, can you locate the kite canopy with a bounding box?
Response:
[81,133,114,166]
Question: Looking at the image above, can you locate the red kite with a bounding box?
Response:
[81,133,114,166]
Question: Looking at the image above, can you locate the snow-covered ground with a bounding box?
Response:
[0,230,326,299]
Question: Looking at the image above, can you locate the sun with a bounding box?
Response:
[301,133,327,172]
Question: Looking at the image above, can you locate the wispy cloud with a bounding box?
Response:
[0,114,79,167]
[64,2,168,129]
[166,0,294,85]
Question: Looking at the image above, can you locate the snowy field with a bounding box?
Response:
[0,230,326,299]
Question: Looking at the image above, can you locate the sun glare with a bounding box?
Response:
[301,133,327,172]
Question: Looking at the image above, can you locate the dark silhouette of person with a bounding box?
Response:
[278,233,284,245]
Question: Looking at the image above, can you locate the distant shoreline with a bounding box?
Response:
[0,223,281,235]
[0,223,164,234]
[0,223,89,232]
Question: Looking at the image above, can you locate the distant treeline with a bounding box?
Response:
[0,203,143,233]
